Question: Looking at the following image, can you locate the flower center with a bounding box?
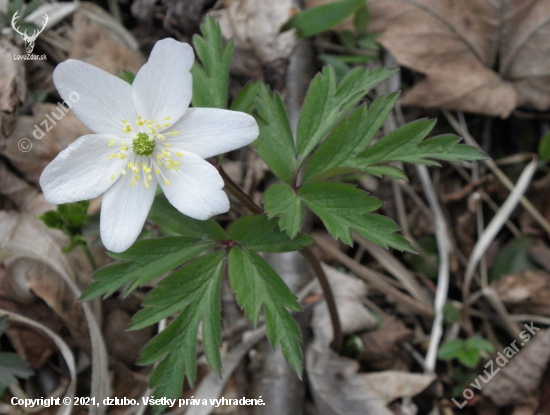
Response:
[106,115,182,189]
[133,132,155,156]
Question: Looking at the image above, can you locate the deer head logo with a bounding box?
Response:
[11,11,49,54]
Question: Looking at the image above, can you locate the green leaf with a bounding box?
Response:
[138,252,225,395]
[80,237,213,301]
[458,348,481,368]
[357,33,380,50]
[263,183,304,238]
[539,131,550,161]
[298,182,413,251]
[148,197,227,240]
[230,81,261,114]
[443,302,460,324]
[437,339,464,360]
[254,84,296,184]
[130,251,225,330]
[148,349,186,414]
[304,93,399,182]
[38,210,63,230]
[0,352,33,389]
[346,119,487,170]
[352,214,414,252]
[361,165,408,180]
[191,16,234,109]
[118,70,136,84]
[228,215,312,253]
[353,5,370,34]
[319,55,351,81]
[489,236,539,280]
[39,201,90,237]
[296,66,395,160]
[466,337,494,354]
[58,201,89,232]
[283,0,365,38]
[228,247,302,375]
[299,182,382,245]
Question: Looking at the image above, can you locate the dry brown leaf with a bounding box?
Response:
[0,38,26,139]
[492,270,550,316]
[482,328,550,406]
[3,103,92,183]
[211,0,299,80]
[68,9,143,75]
[359,317,414,371]
[369,0,550,118]
[307,263,434,415]
[312,264,378,345]
[307,345,435,415]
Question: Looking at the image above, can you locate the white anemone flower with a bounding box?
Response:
[40,39,259,253]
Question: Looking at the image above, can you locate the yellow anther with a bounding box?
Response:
[156,124,161,129]
[147,174,152,180]
[109,140,114,147]
[176,152,182,157]
[154,168,160,174]
[118,154,125,159]
[162,150,171,157]
[138,115,142,119]
[131,180,135,187]
[121,169,127,176]
[164,116,170,120]
[168,131,178,136]
[110,174,115,181]
[137,120,144,126]
[157,154,162,159]
[164,179,171,186]
[165,144,172,148]
[134,175,139,181]
[128,162,133,168]
[144,181,150,189]
[163,123,169,127]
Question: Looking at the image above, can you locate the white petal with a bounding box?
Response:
[166,108,259,159]
[158,151,229,220]
[40,134,125,204]
[53,60,137,135]
[100,171,158,253]
[132,39,194,123]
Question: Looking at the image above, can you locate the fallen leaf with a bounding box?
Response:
[368,0,550,117]
[492,270,550,316]
[359,317,414,371]
[211,0,299,82]
[0,38,26,139]
[68,7,143,75]
[312,264,378,345]
[307,344,435,415]
[482,328,550,406]
[307,263,434,415]
[3,103,92,184]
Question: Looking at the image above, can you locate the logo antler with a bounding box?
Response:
[11,10,49,54]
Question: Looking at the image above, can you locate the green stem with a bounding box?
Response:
[218,165,343,353]
[82,244,98,271]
